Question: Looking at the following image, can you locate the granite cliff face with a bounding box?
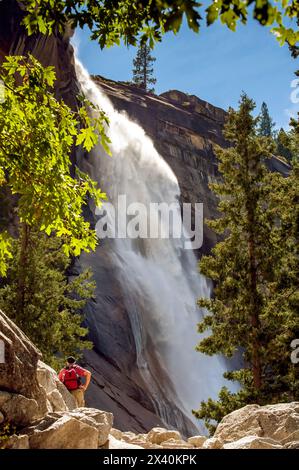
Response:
[92,77,228,255]
[90,77,289,254]
[0,0,78,109]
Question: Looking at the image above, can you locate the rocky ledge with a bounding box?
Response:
[1,308,298,450]
[108,402,299,450]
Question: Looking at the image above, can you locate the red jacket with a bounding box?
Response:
[58,364,86,390]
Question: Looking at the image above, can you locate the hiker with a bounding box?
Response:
[58,356,91,408]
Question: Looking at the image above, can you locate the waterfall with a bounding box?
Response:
[75,58,228,433]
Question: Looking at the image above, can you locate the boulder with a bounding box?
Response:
[63,408,113,446]
[47,389,68,412]
[0,309,41,398]
[23,408,113,449]
[281,429,299,445]
[161,438,193,449]
[146,427,182,445]
[108,435,143,449]
[119,431,137,443]
[223,436,283,449]
[122,433,163,449]
[188,435,207,447]
[3,434,29,449]
[36,361,57,395]
[36,361,76,411]
[0,392,9,407]
[214,402,299,445]
[55,380,76,410]
[135,441,162,449]
[0,391,41,427]
[110,428,123,440]
[135,433,147,441]
[284,441,299,449]
[108,429,174,449]
[106,432,163,449]
[0,411,4,424]
[202,437,223,449]
[25,414,99,449]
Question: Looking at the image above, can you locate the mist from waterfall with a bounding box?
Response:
[75,58,228,431]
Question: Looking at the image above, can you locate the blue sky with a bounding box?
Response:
[74,18,298,130]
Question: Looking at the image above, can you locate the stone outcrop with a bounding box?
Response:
[223,436,283,449]
[0,309,51,426]
[23,408,113,449]
[108,435,143,449]
[0,308,115,450]
[37,361,76,412]
[214,402,299,445]
[0,309,77,429]
[188,435,207,447]
[3,434,30,449]
[103,403,299,450]
[0,309,41,399]
[161,438,194,449]
[146,427,182,445]
[202,437,223,449]
[0,392,41,427]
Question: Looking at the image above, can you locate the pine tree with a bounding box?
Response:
[257,102,275,137]
[193,94,298,434]
[132,43,156,93]
[0,227,94,369]
[276,128,293,163]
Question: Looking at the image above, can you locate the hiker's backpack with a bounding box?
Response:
[61,367,80,391]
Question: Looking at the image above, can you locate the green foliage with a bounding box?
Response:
[285,114,299,314]
[21,1,299,49]
[0,55,109,276]
[0,232,12,277]
[0,227,93,369]
[0,421,15,449]
[289,92,299,163]
[132,42,156,92]
[276,128,294,162]
[288,18,299,57]
[193,386,255,435]
[257,102,275,137]
[194,94,299,432]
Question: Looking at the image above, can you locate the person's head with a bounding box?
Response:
[66,356,76,367]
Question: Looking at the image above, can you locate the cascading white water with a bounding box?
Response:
[75,58,228,431]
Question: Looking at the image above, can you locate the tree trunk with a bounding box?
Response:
[248,210,262,391]
[143,49,147,90]
[17,222,30,318]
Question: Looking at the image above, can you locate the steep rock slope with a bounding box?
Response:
[92,77,227,255]
[0,0,78,109]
